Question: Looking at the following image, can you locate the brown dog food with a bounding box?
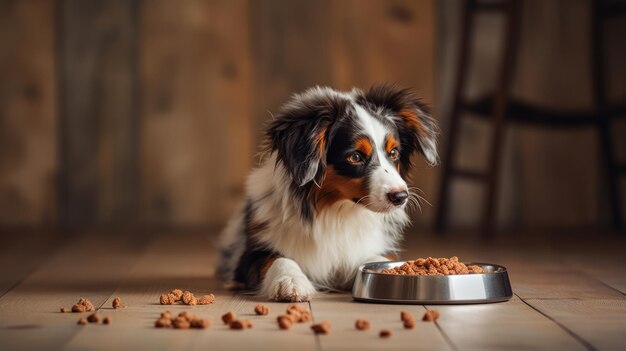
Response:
[190,318,211,329]
[403,318,416,329]
[161,310,172,319]
[286,304,312,323]
[198,294,215,305]
[72,298,94,313]
[181,291,197,306]
[155,317,172,328]
[103,317,110,325]
[311,321,331,335]
[60,307,69,313]
[170,289,183,302]
[112,297,123,309]
[400,311,413,322]
[173,317,191,329]
[87,313,99,323]
[277,315,293,330]
[355,319,370,330]
[381,256,485,276]
[254,304,269,315]
[159,294,176,305]
[379,329,392,338]
[228,319,252,329]
[222,312,236,325]
[77,317,88,325]
[422,309,440,322]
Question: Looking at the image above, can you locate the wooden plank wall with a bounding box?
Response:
[0,0,436,229]
[0,0,57,226]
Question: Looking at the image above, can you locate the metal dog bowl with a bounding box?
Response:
[352,261,513,304]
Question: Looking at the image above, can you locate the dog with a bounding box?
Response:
[218,85,438,302]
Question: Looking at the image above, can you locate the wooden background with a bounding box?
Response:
[1,0,624,232]
[0,0,436,229]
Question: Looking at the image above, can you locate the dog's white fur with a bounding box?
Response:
[219,87,432,301]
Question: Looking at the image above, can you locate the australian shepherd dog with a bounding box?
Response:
[218,85,438,302]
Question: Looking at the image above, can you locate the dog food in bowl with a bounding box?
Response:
[380,256,485,276]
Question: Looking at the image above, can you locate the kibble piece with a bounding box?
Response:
[355,319,370,330]
[254,304,269,315]
[77,318,88,325]
[170,289,183,301]
[244,319,253,328]
[222,311,236,325]
[422,309,440,322]
[380,329,392,338]
[403,318,416,329]
[103,317,110,325]
[190,318,211,329]
[277,315,292,330]
[182,291,195,305]
[87,313,99,323]
[155,317,172,328]
[72,298,94,313]
[160,294,176,305]
[198,294,215,305]
[178,311,197,322]
[400,311,412,322]
[60,307,69,313]
[311,321,331,335]
[112,297,123,309]
[173,316,191,329]
[229,320,246,330]
[161,310,173,319]
[298,310,312,323]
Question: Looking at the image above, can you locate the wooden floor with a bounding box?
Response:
[0,229,625,351]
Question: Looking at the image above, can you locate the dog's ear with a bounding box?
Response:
[363,85,439,176]
[265,98,337,186]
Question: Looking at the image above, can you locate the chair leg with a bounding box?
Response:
[435,0,477,233]
[482,0,522,238]
[591,0,623,231]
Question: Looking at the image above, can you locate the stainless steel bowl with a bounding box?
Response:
[352,261,513,304]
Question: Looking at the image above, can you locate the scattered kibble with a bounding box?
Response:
[355,319,370,330]
[277,315,292,330]
[254,304,269,315]
[60,307,69,313]
[311,321,331,335]
[112,297,123,309]
[103,317,111,325]
[198,294,215,305]
[379,329,392,338]
[222,312,236,325]
[87,313,99,323]
[77,318,88,325]
[173,316,191,329]
[71,298,94,313]
[422,309,440,322]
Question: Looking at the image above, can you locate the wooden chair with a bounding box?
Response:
[435,0,626,237]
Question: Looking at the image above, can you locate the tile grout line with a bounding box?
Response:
[515,293,598,351]
[423,305,459,351]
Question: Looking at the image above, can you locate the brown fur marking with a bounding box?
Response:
[311,166,368,210]
[385,135,399,153]
[354,137,373,157]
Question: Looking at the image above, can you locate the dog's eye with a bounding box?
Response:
[347,152,364,164]
[389,148,400,161]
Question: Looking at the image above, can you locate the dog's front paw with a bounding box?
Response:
[269,274,316,302]
[261,258,316,302]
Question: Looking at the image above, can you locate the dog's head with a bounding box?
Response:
[266,85,438,219]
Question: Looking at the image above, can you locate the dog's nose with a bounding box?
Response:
[387,191,408,206]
